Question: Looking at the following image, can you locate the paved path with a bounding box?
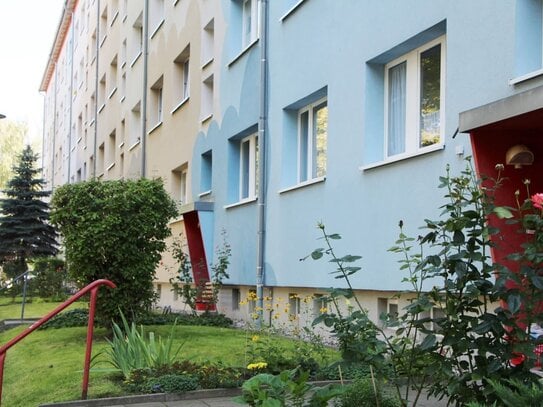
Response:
[41,387,449,407]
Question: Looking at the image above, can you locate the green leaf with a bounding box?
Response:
[311,249,324,260]
[327,233,341,240]
[507,294,521,314]
[493,207,513,219]
[420,334,437,350]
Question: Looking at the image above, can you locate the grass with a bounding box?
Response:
[0,322,335,407]
[0,297,76,320]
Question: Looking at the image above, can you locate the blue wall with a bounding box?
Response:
[192,0,543,291]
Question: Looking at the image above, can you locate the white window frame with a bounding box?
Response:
[179,167,187,205]
[239,133,258,201]
[297,97,328,183]
[242,0,258,49]
[182,59,190,99]
[384,35,446,159]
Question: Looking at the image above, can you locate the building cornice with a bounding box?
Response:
[39,0,78,92]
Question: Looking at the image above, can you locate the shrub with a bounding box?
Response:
[136,311,233,327]
[40,308,89,329]
[145,374,199,393]
[30,257,67,299]
[337,377,402,407]
[50,179,178,328]
[124,360,244,393]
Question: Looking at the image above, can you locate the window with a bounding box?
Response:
[150,76,164,128]
[98,74,106,112]
[109,55,118,98]
[173,45,190,106]
[149,0,164,37]
[242,0,258,48]
[130,101,141,146]
[201,74,214,121]
[107,129,116,168]
[312,294,326,319]
[512,0,543,81]
[97,143,105,176]
[289,293,300,318]
[297,98,327,183]
[131,12,143,64]
[202,19,214,66]
[172,164,188,206]
[200,150,212,194]
[239,134,258,200]
[232,288,240,311]
[384,36,444,158]
[377,297,399,326]
[99,5,108,46]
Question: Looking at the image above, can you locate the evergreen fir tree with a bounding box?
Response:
[0,145,58,277]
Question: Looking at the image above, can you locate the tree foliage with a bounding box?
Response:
[0,145,58,277]
[0,120,26,190]
[50,178,178,327]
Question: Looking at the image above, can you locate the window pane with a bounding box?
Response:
[299,111,309,182]
[419,44,441,147]
[241,139,250,199]
[312,102,328,178]
[387,61,406,156]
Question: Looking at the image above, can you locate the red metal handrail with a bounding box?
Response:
[0,279,116,404]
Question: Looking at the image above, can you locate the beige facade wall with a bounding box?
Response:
[41,0,226,288]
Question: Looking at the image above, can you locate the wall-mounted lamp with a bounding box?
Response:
[506,144,534,169]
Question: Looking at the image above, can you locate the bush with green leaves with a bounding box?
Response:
[30,257,67,299]
[135,311,233,327]
[465,378,543,407]
[336,377,402,407]
[306,159,543,406]
[50,178,178,327]
[125,360,244,393]
[235,368,345,407]
[40,308,89,329]
[143,374,199,393]
[102,313,183,379]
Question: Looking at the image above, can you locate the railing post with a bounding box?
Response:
[81,287,99,400]
[20,273,28,322]
[0,279,115,406]
[0,352,5,403]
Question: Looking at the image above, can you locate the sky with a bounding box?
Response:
[0,0,66,143]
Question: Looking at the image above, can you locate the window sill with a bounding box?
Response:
[148,121,163,134]
[98,103,106,114]
[118,141,125,148]
[150,19,165,40]
[106,162,115,171]
[201,113,213,123]
[121,60,126,69]
[279,176,326,194]
[280,0,307,22]
[110,11,119,27]
[128,139,141,151]
[77,137,82,143]
[100,35,107,48]
[108,87,117,99]
[130,51,142,67]
[120,95,126,103]
[122,14,127,23]
[509,68,543,86]
[224,197,257,209]
[360,144,444,171]
[89,118,95,126]
[201,58,213,70]
[199,190,212,198]
[173,0,181,6]
[228,38,259,67]
[171,97,189,114]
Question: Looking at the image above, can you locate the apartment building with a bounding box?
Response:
[41,0,543,328]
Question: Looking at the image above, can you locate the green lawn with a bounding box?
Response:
[0,297,81,320]
[0,322,330,407]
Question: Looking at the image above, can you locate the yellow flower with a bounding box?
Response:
[239,300,248,306]
[320,306,328,314]
[273,314,279,319]
[251,335,260,342]
[250,312,260,320]
[247,362,268,370]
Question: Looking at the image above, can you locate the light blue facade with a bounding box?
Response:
[191,0,543,295]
